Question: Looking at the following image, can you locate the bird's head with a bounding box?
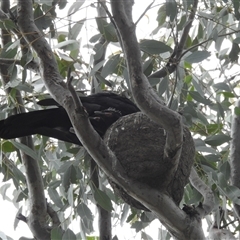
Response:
[93,108,122,121]
[90,108,122,135]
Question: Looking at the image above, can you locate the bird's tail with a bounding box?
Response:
[0,108,79,144]
[0,111,42,139]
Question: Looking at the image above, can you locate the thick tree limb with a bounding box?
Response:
[91,2,112,239]
[189,168,215,217]
[110,0,182,189]
[19,136,49,240]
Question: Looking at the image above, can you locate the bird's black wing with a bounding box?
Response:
[38,92,140,115]
[0,92,139,144]
[0,108,81,144]
[80,92,139,115]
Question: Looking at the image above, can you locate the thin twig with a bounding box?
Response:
[135,1,155,26]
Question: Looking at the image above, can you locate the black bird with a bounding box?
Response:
[0,92,139,145]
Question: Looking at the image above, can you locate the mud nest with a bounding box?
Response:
[104,112,195,210]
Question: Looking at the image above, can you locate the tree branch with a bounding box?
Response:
[92,2,112,239]
[189,168,215,218]
[110,0,182,189]
[148,0,198,79]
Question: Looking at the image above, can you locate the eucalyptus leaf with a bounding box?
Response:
[55,40,79,51]
[139,39,172,54]
[0,42,18,58]
[213,82,231,92]
[48,188,64,208]
[101,54,120,78]
[68,20,85,40]
[189,91,212,105]
[166,0,177,22]
[11,141,40,161]
[185,51,211,63]
[51,228,63,240]
[77,202,93,221]
[94,189,113,212]
[68,1,85,15]
[96,18,118,42]
[62,229,76,240]
[205,134,231,146]
[158,77,168,96]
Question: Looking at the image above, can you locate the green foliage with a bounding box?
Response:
[139,40,173,55]
[62,229,77,240]
[185,51,211,64]
[51,228,63,240]
[0,42,18,59]
[96,18,118,42]
[93,188,113,212]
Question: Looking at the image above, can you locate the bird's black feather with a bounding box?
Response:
[0,92,139,145]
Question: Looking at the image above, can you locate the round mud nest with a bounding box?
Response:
[104,112,195,210]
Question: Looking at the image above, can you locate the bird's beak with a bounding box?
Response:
[94,111,113,117]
